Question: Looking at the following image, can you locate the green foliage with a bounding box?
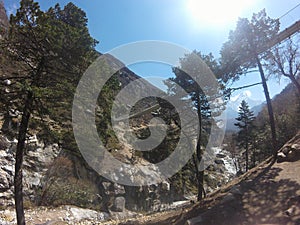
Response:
[221,9,279,155]
[167,51,226,133]
[94,72,121,149]
[1,0,123,157]
[0,2,109,220]
[165,51,227,200]
[2,0,99,139]
[255,84,300,150]
[36,156,101,210]
[220,9,279,81]
[234,100,255,171]
[235,100,255,136]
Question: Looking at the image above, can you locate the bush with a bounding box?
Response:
[37,156,101,210]
[40,177,100,210]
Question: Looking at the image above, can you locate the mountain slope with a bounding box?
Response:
[1,132,297,224]
[255,78,300,147]
[115,131,300,225]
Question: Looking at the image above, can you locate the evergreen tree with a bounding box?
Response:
[1,1,97,224]
[234,100,255,172]
[220,9,279,156]
[166,51,225,201]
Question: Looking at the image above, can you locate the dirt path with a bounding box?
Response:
[240,160,300,225]
[119,159,299,225]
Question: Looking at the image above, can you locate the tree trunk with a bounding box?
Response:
[14,91,34,225]
[245,138,249,172]
[256,57,277,157]
[195,92,204,201]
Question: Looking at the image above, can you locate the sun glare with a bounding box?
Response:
[186,0,254,29]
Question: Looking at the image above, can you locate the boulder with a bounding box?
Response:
[112,196,126,212]
[113,183,126,195]
[161,180,170,192]
[277,152,286,163]
[69,206,109,221]
[277,132,300,163]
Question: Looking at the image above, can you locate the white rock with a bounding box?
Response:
[186,215,203,225]
[69,207,108,221]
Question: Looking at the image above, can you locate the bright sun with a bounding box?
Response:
[186,0,255,29]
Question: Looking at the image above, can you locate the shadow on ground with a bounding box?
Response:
[162,161,300,225]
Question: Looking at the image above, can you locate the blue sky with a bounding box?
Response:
[4,0,300,103]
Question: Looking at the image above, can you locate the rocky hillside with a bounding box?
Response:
[116,131,300,225]
[0,135,60,207]
[0,131,298,224]
[0,1,9,39]
[255,78,300,147]
[0,4,235,214]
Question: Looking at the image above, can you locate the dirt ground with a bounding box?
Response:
[120,158,300,225]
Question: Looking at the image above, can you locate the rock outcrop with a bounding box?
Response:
[0,134,60,206]
[277,131,300,163]
[0,1,9,39]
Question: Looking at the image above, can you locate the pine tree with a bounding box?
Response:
[166,51,225,201]
[2,1,97,224]
[234,100,255,172]
[221,9,279,156]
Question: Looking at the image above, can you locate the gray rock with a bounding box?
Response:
[0,150,8,158]
[0,136,9,150]
[112,196,126,212]
[285,205,297,216]
[114,183,126,195]
[282,146,291,154]
[0,134,61,205]
[291,143,300,150]
[185,215,203,225]
[1,165,14,176]
[0,171,10,190]
[69,207,108,221]
[161,180,170,192]
[277,152,286,162]
[102,181,111,195]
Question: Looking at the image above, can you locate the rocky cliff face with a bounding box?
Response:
[0,1,9,39]
[0,129,235,215]
[0,134,60,207]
